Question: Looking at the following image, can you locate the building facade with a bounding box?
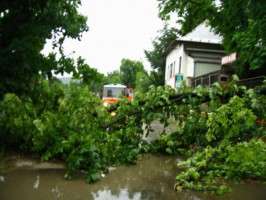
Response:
[165,23,225,88]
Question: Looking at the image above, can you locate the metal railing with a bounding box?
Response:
[191,71,220,87]
[191,72,264,88]
[237,76,264,88]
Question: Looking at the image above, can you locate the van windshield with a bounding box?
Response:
[103,87,126,98]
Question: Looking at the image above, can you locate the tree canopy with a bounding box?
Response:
[104,70,121,85]
[119,59,146,88]
[158,0,266,77]
[144,25,179,86]
[103,61,151,93]
[0,0,88,98]
[135,70,152,93]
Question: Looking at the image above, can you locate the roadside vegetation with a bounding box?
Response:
[0,0,265,196]
[1,76,265,194]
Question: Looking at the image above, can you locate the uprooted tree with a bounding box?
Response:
[0,0,265,195]
[1,75,265,194]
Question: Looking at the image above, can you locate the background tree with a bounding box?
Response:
[144,25,179,86]
[104,70,121,85]
[135,71,152,93]
[158,0,266,77]
[0,0,88,99]
[119,59,145,88]
[73,57,104,95]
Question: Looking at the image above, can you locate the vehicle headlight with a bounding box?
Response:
[110,111,116,116]
[103,102,109,107]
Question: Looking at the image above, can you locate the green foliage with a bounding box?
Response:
[176,138,266,194]
[135,71,153,94]
[0,80,146,182]
[73,57,104,87]
[0,0,88,98]
[0,93,37,151]
[0,73,265,194]
[158,0,216,35]
[119,59,146,88]
[104,70,121,85]
[31,79,65,112]
[113,76,264,194]
[158,0,266,77]
[170,82,265,194]
[206,96,257,143]
[144,25,179,86]
[104,59,152,94]
[72,57,104,95]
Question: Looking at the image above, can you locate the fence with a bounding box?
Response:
[191,71,220,87]
[237,76,264,88]
[191,72,264,88]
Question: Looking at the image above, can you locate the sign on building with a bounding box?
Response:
[221,52,237,65]
[175,74,184,89]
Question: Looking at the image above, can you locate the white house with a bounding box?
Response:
[165,23,225,88]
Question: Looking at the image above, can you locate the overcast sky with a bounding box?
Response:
[45,0,166,76]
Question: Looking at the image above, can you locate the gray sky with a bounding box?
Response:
[45,0,165,76]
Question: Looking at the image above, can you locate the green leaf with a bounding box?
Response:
[166,148,172,154]
[167,140,174,147]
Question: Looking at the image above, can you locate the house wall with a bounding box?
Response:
[187,56,194,77]
[165,44,185,88]
[165,45,224,88]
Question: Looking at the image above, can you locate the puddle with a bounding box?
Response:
[0,154,265,200]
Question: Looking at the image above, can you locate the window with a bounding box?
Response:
[173,61,176,77]
[107,89,112,97]
[178,57,182,74]
[170,63,173,79]
[220,75,228,82]
[103,87,126,98]
[167,61,177,80]
[168,65,170,80]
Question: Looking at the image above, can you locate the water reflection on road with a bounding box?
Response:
[0,154,265,200]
